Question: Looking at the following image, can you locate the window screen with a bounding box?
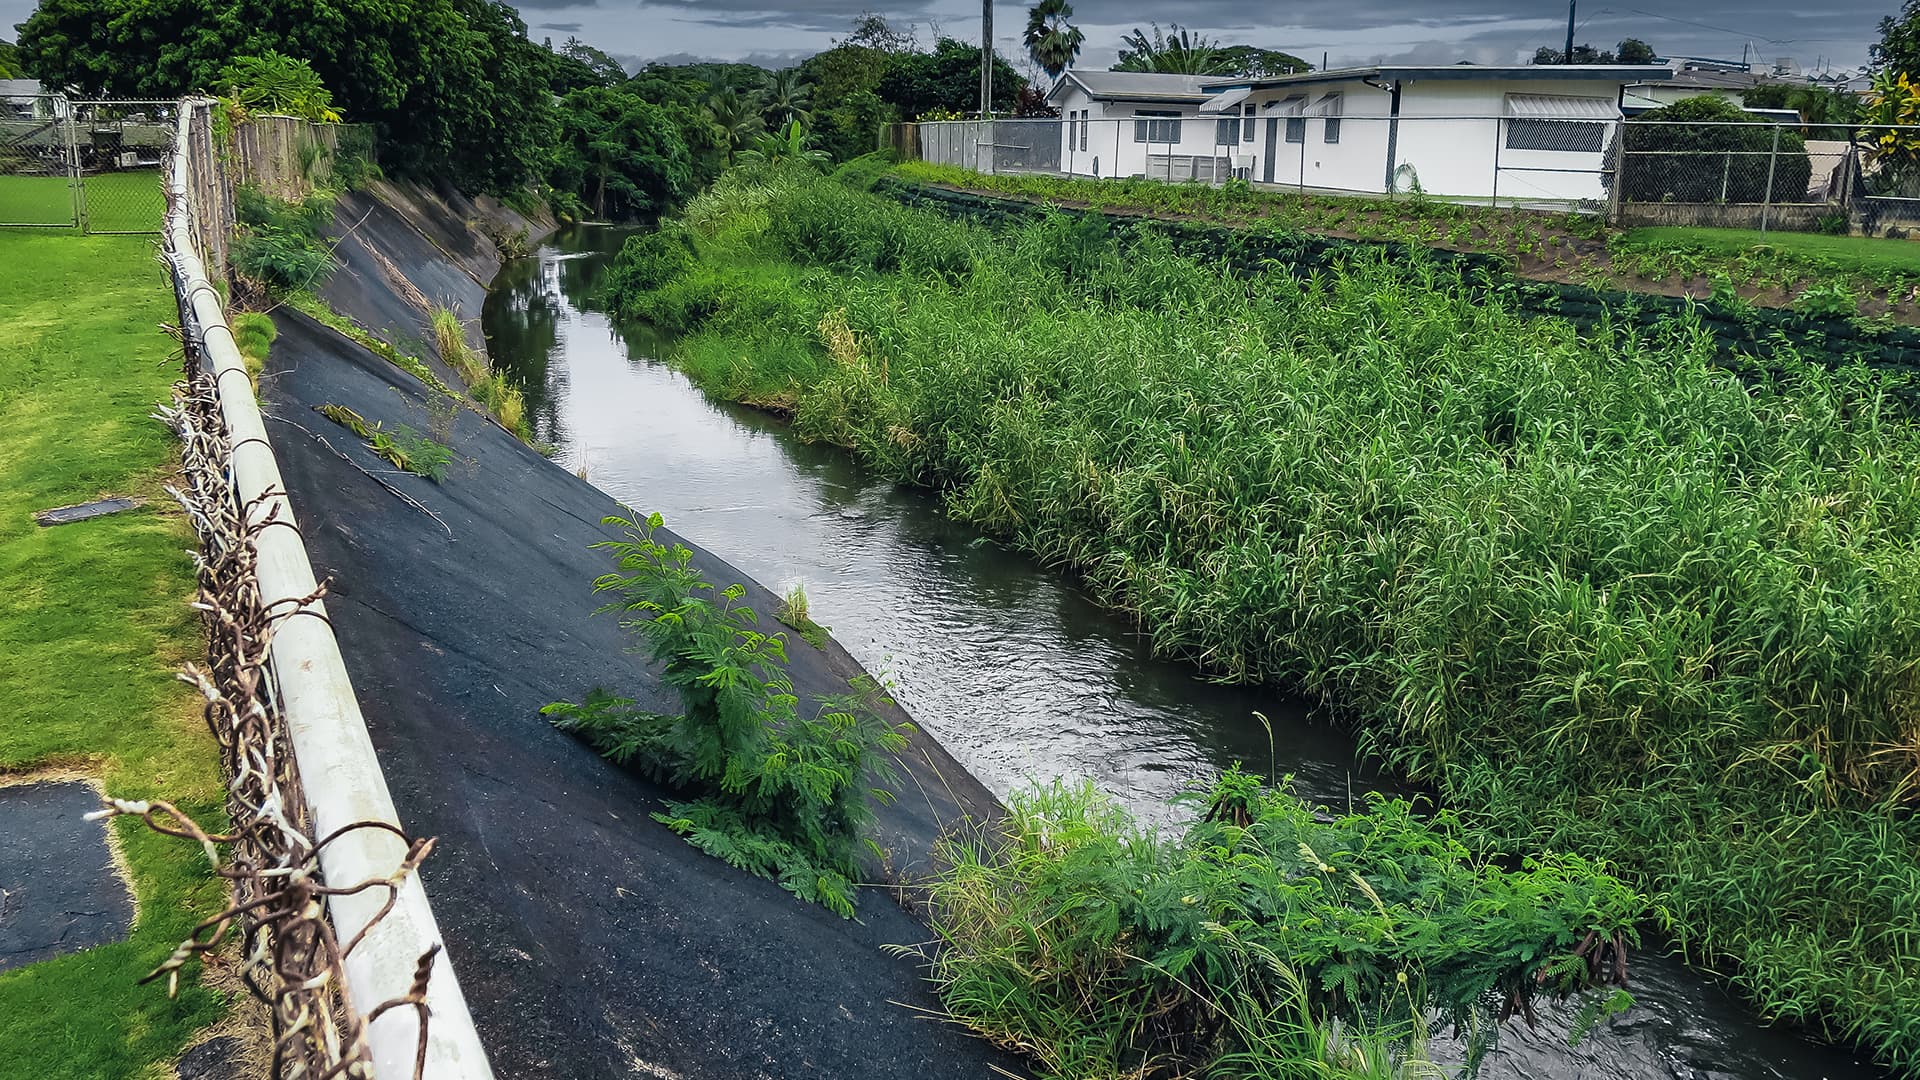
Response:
[1285,117,1305,143]
[1504,119,1605,152]
[1216,117,1240,143]
[1078,110,1088,151]
[1134,111,1181,143]
[1242,104,1256,142]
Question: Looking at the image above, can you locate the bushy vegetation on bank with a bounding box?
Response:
[549,512,1649,1072]
[925,773,1640,1077]
[607,165,1920,1072]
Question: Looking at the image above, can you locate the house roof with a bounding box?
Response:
[1048,70,1240,105]
[0,79,45,98]
[1231,63,1674,91]
[1625,69,1764,91]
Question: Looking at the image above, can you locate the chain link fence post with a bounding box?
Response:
[1761,124,1781,237]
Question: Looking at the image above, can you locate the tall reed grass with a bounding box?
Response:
[612,167,1920,1073]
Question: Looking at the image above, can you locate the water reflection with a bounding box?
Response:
[481,226,1884,1080]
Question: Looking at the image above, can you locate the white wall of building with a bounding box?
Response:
[1054,86,1248,179]
[1396,80,1618,202]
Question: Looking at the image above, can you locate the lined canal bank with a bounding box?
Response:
[484,223,1889,1080]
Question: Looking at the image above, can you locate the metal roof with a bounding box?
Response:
[1232,63,1674,91]
[0,79,46,98]
[1506,93,1618,119]
[1049,70,1240,104]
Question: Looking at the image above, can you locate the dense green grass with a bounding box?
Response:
[0,170,167,232]
[614,167,1920,1074]
[0,233,229,1078]
[1623,225,1920,273]
[889,160,1920,315]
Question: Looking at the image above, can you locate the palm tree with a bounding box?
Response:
[705,86,765,162]
[762,68,813,129]
[1112,23,1229,75]
[1024,0,1084,80]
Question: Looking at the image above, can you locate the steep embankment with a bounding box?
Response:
[261,188,1010,1078]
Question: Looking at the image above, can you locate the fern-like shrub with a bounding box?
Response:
[921,769,1644,1078]
[545,513,905,916]
[232,185,334,295]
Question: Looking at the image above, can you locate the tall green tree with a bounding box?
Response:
[548,86,692,219]
[16,0,553,193]
[1112,23,1228,75]
[762,68,813,129]
[1213,45,1311,77]
[878,37,1023,120]
[1877,1,1920,74]
[704,85,765,161]
[1616,38,1657,64]
[0,40,20,79]
[1023,0,1083,81]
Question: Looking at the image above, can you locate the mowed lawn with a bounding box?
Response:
[1623,224,1920,274]
[0,233,228,1078]
[0,170,166,232]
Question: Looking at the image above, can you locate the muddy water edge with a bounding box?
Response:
[482,224,1883,1080]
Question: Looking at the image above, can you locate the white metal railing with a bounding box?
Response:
[164,98,494,1080]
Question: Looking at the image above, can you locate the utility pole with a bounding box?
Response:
[980,0,993,118]
[1564,0,1576,64]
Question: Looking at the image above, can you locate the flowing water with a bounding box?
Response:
[484,226,1882,1080]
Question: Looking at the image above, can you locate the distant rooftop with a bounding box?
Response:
[1232,63,1674,91]
[0,79,45,98]
[1049,70,1240,104]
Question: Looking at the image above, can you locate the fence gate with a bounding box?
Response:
[0,94,80,228]
[72,100,175,234]
[0,96,172,233]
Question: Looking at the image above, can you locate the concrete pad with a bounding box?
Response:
[0,781,134,972]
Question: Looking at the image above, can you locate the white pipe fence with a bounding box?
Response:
[165,98,494,1080]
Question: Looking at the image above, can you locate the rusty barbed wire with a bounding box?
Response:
[89,117,441,1079]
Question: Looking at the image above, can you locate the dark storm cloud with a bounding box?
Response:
[491,0,1891,71]
[537,21,585,32]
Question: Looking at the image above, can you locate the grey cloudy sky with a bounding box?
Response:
[1,1,1897,74]
[508,0,1894,74]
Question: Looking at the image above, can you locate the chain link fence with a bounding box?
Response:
[1,93,80,226]
[0,95,175,232]
[905,116,1920,234]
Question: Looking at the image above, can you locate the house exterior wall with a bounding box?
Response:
[1054,88,1245,179]
[1247,80,1394,193]
[1396,80,1619,202]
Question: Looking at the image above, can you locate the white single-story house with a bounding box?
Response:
[1047,63,1675,204]
[1047,70,1246,181]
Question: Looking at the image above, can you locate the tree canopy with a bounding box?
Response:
[17,0,554,193]
[548,87,692,220]
[1024,0,1083,80]
[1876,1,1920,74]
[1532,38,1657,64]
[1112,25,1309,78]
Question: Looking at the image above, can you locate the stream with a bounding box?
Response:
[483,225,1881,1080]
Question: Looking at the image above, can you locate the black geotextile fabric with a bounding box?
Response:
[259,309,1015,1079]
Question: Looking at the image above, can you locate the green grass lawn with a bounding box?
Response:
[0,169,166,232]
[1622,225,1920,274]
[0,233,229,1078]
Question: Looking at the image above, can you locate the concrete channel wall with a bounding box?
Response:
[167,98,495,1080]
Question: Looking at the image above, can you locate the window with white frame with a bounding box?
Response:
[1133,110,1181,143]
[1242,103,1256,143]
[1077,110,1089,151]
[1215,116,1240,143]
